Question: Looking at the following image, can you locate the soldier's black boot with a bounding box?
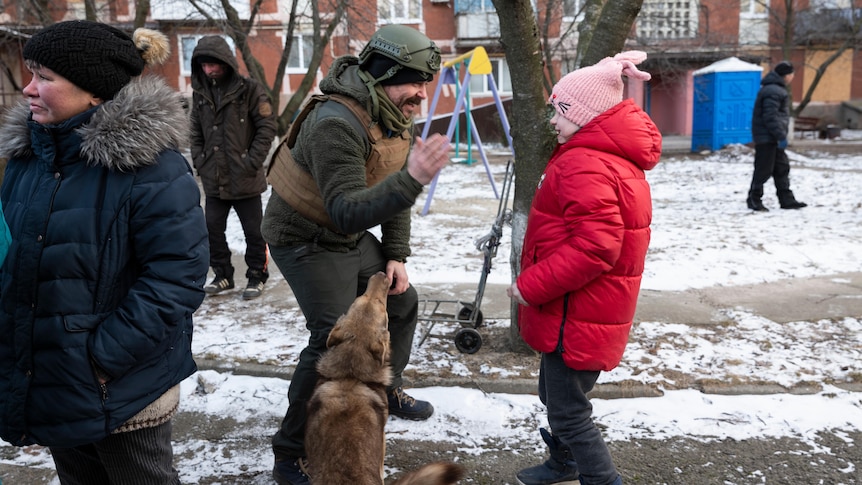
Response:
[747,189,769,212]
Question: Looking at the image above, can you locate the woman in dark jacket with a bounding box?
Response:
[0,21,208,484]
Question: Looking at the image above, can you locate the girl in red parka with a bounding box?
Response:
[508,51,661,485]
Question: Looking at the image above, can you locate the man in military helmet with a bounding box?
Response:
[262,25,451,485]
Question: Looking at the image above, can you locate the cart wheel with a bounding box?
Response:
[454,328,482,354]
[457,304,484,328]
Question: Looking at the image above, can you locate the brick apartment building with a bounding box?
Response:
[1,0,861,139]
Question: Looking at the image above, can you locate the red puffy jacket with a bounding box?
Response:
[516,99,661,371]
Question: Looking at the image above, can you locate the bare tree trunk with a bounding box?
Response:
[492,0,556,353]
[795,42,855,116]
[577,0,644,68]
[493,0,645,352]
[781,0,795,60]
[84,0,97,21]
[276,0,349,133]
[759,0,862,119]
[133,0,150,29]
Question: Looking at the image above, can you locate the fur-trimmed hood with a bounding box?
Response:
[0,75,188,172]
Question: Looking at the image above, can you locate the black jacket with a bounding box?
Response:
[751,71,791,144]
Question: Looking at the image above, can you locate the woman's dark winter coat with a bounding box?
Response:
[190,35,277,200]
[516,99,661,372]
[0,76,209,447]
[751,71,791,144]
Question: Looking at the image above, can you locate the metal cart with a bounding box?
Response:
[417,159,514,353]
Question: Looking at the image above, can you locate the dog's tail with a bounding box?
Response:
[390,462,465,485]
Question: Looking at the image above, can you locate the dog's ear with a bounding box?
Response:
[326,319,352,348]
[370,327,390,365]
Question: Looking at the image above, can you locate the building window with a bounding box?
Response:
[287,34,314,71]
[740,0,767,17]
[809,0,852,8]
[468,57,512,95]
[563,0,584,21]
[454,0,496,13]
[379,0,422,23]
[636,0,699,40]
[180,35,236,76]
[66,0,110,21]
[561,57,577,76]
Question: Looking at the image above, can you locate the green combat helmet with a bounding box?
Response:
[358,24,441,85]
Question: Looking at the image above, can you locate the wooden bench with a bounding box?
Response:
[794,116,821,139]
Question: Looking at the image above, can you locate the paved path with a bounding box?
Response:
[415,271,862,327]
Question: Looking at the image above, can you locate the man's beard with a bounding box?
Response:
[400,96,423,117]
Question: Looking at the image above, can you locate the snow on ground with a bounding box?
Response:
[3,142,862,483]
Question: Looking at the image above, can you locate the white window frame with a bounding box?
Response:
[469,57,512,95]
[455,0,496,13]
[740,0,768,18]
[286,32,315,72]
[378,0,422,23]
[562,0,584,22]
[809,0,851,8]
[180,35,236,76]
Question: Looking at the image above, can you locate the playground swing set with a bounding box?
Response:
[416,46,515,354]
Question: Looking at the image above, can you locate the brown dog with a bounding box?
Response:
[306,272,464,485]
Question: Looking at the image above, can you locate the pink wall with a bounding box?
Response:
[648,71,694,136]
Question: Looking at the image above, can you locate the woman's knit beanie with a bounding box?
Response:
[23,20,170,100]
[549,51,652,127]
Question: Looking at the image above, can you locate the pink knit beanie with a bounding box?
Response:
[549,51,652,127]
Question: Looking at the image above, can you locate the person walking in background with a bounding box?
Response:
[190,35,277,299]
[0,21,208,483]
[507,51,661,485]
[261,24,451,485]
[747,60,807,211]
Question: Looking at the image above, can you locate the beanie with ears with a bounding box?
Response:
[23,20,170,100]
[549,51,652,127]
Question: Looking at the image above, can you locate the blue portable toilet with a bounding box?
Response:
[691,57,763,152]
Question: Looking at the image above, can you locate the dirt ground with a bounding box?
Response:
[164,410,860,484]
[3,140,861,484]
[384,430,862,484]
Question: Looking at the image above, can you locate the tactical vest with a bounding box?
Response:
[266,94,411,233]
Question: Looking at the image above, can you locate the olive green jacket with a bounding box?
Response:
[261,56,423,261]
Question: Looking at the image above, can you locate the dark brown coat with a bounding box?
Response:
[190,36,276,200]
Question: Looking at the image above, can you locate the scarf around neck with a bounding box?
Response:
[373,84,412,134]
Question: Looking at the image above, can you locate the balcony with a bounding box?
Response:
[795,8,862,44]
[454,0,500,46]
[456,11,500,43]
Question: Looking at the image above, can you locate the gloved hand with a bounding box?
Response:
[778,139,788,149]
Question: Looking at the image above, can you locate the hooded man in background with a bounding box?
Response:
[191,36,277,299]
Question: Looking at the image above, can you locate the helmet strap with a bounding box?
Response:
[358,65,403,121]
